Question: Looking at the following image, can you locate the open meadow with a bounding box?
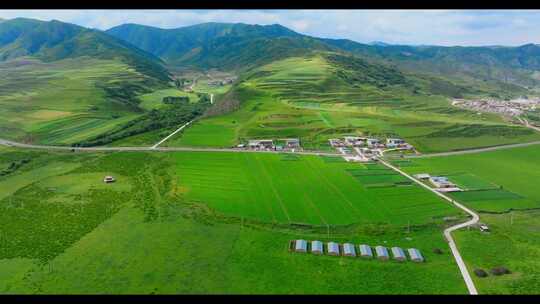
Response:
[0,147,468,294]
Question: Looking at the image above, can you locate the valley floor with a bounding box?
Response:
[0,147,468,294]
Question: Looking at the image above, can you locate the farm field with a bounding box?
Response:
[0,58,162,145]
[169,54,540,152]
[402,145,540,212]
[0,147,468,294]
[172,152,462,225]
[397,145,540,294]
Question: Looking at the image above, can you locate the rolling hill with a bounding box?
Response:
[165,51,540,152]
[0,18,170,82]
[0,18,196,146]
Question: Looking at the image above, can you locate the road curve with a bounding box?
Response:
[0,138,341,157]
[378,158,479,295]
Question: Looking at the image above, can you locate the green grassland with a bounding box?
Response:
[138,88,200,110]
[454,210,540,294]
[173,152,461,225]
[398,145,540,294]
[0,147,468,294]
[169,53,540,152]
[0,57,161,145]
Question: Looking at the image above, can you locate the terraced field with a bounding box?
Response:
[170,53,540,152]
[0,58,162,145]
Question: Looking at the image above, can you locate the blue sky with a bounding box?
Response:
[1,10,539,46]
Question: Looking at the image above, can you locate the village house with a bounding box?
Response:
[248,139,274,150]
[344,136,366,147]
[366,138,381,147]
[428,176,455,188]
[284,138,300,148]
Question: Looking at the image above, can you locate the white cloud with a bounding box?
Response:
[1,9,540,46]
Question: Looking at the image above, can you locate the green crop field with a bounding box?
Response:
[0,147,469,294]
[168,54,540,153]
[399,145,540,294]
[446,173,498,191]
[173,152,461,225]
[403,145,540,213]
[0,58,161,145]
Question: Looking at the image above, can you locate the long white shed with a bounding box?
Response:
[408,248,424,262]
[295,240,307,253]
[375,246,389,260]
[327,242,340,256]
[391,247,406,262]
[359,244,373,258]
[311,241,323,255]
[343,243,356,257]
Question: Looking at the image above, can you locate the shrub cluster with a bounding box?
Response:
[0,159,30,177]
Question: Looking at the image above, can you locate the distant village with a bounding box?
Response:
[207,76,237,87]
[452,97,540,120]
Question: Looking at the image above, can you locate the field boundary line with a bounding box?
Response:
[305,157,366,221]
[254,154,292,223]
[378,158,479,295]
[409,140,540,158]
[151,120,194,149]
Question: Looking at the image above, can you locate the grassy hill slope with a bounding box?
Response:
[166,52,540,152]
[106,22,335,71]
[0,18,205,146]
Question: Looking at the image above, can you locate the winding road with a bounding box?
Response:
[378,158,479,295]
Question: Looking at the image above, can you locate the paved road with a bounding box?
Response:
[407,140,540,158]
[151,120,194,148]
[378,158,479,295]
[0,138,341,157]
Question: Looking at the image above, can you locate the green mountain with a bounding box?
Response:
[107,22,540,92]
[0,18,170,82]
[322,39,540,89]
[0,18,187,146]
[106,22,336,70]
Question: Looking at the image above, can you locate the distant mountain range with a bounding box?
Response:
[106,22,540,89]
[2,17,540,94]
[0,18,170,82]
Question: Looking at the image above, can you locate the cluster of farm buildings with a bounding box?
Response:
[290,240,424,263]
[329,136,415,162]
[413,173,462,193]
[208,76,236,87]
[237,138,301,151]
